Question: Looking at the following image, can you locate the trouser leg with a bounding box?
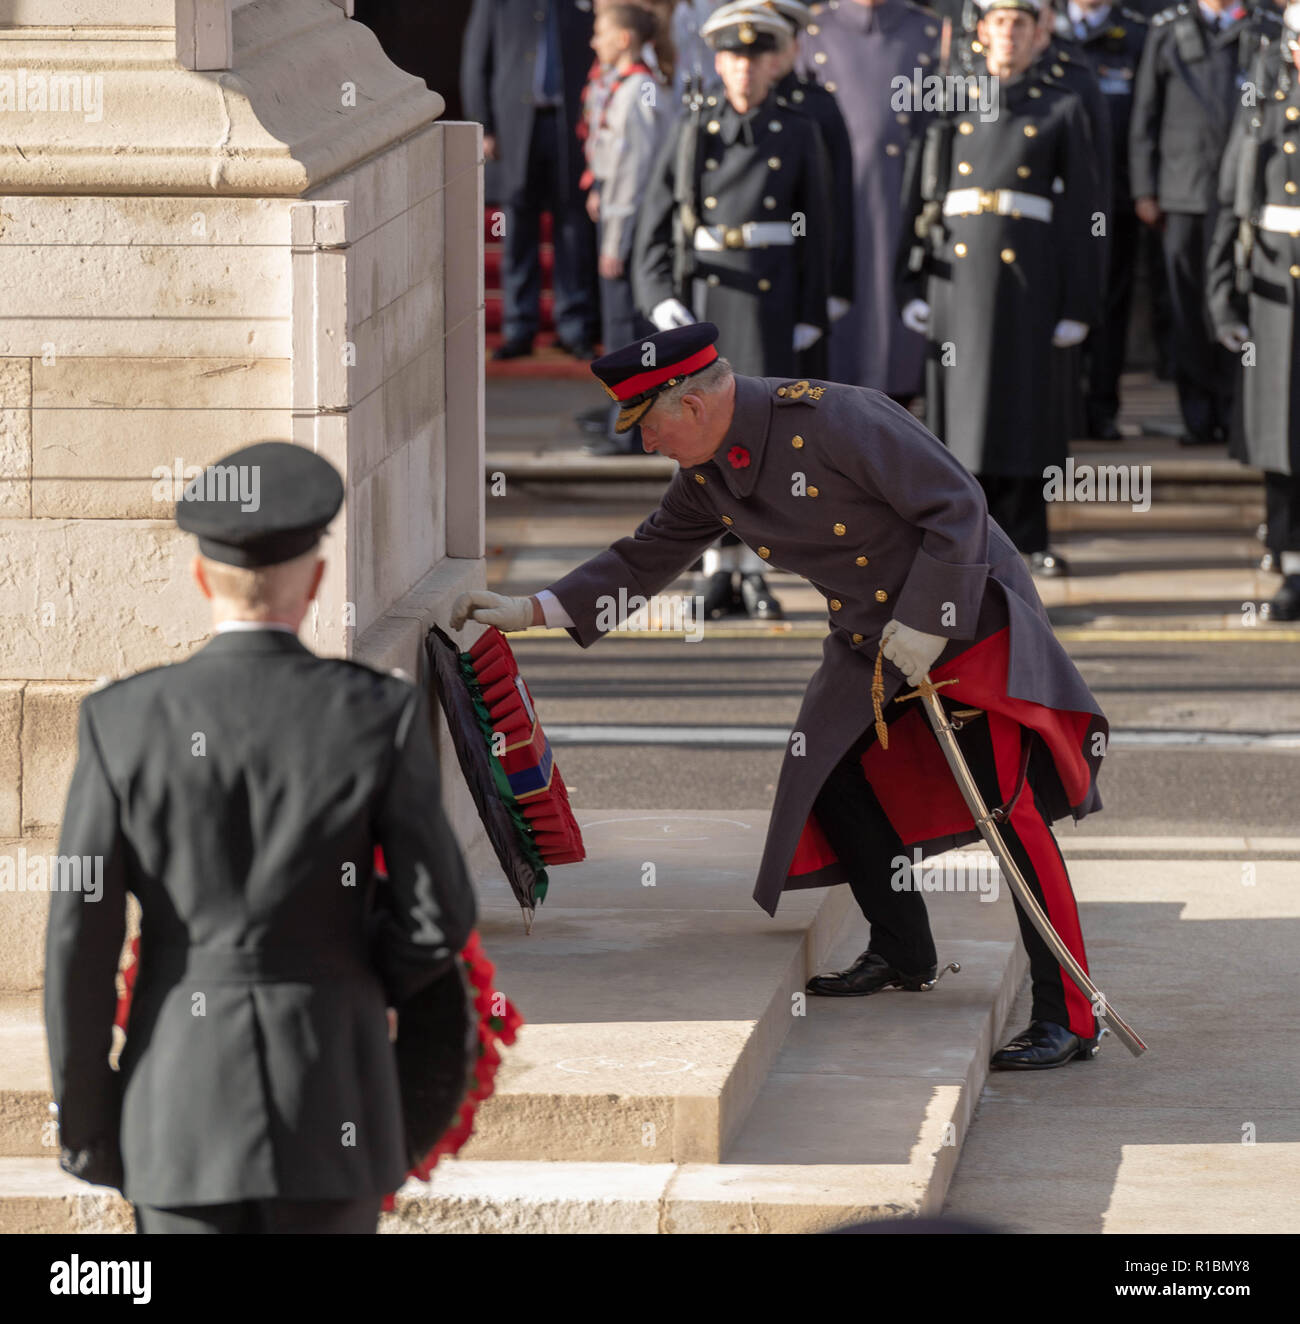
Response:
[1162,212,1219,441]
[1263,470,1300,557]
[501,118,549,345]
[1086,208,1138,424]
[255,1196,385,1234]
[134,1201,256,1234]
[978,475,1049,554]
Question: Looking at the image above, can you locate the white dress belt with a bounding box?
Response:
[942,188,1054,223]
[1258,204,1300,236]
[694,221,795,251]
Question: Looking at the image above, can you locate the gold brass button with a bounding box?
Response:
[777,387,788,397]
[694,473,707,484]
[1052,64,1065,77]
[954,242,968,257]
[1024,125,1037,138]
[707,274,720,286]
[1288,107,1299,122]
[825,82,837,93]
[855,555,869,566]
[1017,165,1031,178]
[808,22,820,34]
[721,515,734,525]
[829,598,842,611]
[758,278,772,291]
[886,143,900,156]
[875,589,888,603]
[1285,142,1297,154]
[791,434,804,448]
[958,122,973,135]
[1291,265,1300,278]
[957,161,972,175]
[708,120,720,134]
[852,632,864,644]
[807,485,819,497]
[705,158,718,169]
[1001,248,1016,264]
[1288,182,1299,194]
[758,546,771,559]
[815,51,827,64]
[1029,86,1042,98]
[971,40,983,53]
[833,522,846,536]
[763,195,777,209]
[769,156,781,169]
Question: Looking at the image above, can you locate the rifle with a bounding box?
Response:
[671,72,706,301]
[909,18,956,275]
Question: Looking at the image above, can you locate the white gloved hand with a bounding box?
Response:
[827,296,852,322]
[880,618,948,686]
[1218,323,1249,353]
[450,590,535,632]
[1052,319,1089,348]
[793,322,823,352]
[651,298,696,330]
[901,298,931,334]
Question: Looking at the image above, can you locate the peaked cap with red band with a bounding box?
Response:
[591,323,722,433]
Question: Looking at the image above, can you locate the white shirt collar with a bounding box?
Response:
[1198,1,1229,28]
[214,620,298,634]
[1067,3,1112,29]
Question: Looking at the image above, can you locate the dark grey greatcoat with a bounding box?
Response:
[798,0,940,395]
[633,91,831,377]
[1208,55,1300,476]
[44,630,478,1206]
[897,67,1102,475]
[544,374,1107,915]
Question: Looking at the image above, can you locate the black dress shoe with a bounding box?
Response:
[806,949,938,997]
[1179,430,1217,447]
[1086,412,1121,442]
[575,405,610,434]
[1265,575,1300,621]
[990,1019,1096,1070]
[702,570,741,620]
[1029,550,1069,578]
[492,337,534,361]
[739,573,785,620]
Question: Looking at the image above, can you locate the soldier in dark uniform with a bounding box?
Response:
[800,0,941,400]
[634,5,831,618]
[1130,0,1282,444]
[1208,1,1300,617]
[454,323,1115,1070]
[754,0,858,380]
[1060,0,1150,439]
[898,0,1101,576]
[44,443,478,1233]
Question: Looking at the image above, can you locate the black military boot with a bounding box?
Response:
[990,1019,1097,1070]
[702,570,741,620]
[739,573,785,620]
[1266,575,1300,621]
[806,949,937,997]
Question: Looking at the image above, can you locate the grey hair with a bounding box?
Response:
[654,356,734,415]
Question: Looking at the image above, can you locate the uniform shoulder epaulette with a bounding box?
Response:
[1118,7,1150,25]
[774,379,828,404]
[1150,4,1187,27]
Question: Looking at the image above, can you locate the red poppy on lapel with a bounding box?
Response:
[727,445,751,469]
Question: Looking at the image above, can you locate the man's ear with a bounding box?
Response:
[306,557,326,603]
[682,391,707,423]
[191,555,213,601]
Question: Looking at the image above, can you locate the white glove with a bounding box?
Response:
[880,618,948,686]
[901,299,931,334]
[1052,319,1089,348]
[827,296,852,323]
[793,322,823,352]
[1218,323,1249,353]
[651,298,696,330]
[450,590,535,632]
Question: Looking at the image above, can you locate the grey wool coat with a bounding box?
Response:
[545,374,1108,915]
[44,629,478,1206]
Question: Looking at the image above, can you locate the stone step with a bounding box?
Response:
[0,813,855,1166]
[0,881,1029,1233]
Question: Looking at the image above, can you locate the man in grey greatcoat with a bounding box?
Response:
[45,442,478,1233]
[454,324,1115,1071]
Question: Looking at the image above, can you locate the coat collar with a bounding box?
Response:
[706,374,772,499]
[191,628,313,659]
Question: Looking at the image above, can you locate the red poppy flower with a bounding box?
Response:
[727,446,751,469]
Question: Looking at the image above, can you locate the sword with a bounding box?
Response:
[897,675,1148,1058]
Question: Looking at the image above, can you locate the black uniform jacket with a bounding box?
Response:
[44,629,478,1206]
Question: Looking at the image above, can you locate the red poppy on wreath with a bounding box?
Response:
[727,445,751,469]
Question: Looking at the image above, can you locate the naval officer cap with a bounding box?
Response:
[592,323,722,433]
[701,6,790,52]
[175,440,344,568]
[709,0,813,33]
[978,0,1044,12]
